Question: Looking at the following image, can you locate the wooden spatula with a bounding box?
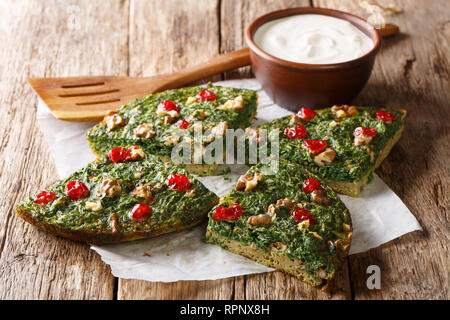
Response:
[29,48,251,122]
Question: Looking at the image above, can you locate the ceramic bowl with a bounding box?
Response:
[245,7,381,111]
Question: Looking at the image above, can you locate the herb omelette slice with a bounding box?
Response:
[15,146,219,244]
[205,159,352,289]
[249,106,406,197]
[87,84,258,175]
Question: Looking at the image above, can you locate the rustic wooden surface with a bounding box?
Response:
[0,0,448,300]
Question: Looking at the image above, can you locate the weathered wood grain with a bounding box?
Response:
[118,278,236,300]
[220,0,312,79]
[0,0,130,299]
[128,0,222,81]
[314,0,449,299]
[117,0,233,300]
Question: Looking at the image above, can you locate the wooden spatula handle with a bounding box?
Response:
[27,48,252,122]
[160,48,251,89]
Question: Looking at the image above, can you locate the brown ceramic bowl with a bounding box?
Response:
[245,7,381,111]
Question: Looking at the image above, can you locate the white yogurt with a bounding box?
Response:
[253,14,374,64]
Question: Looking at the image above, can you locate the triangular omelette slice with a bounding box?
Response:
[87,84,258,175]
[205,159,352,289]
[16,146,219,244]
[249,106,406,196]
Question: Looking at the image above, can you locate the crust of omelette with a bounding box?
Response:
[15,206,207,245]
[205,228,352,289]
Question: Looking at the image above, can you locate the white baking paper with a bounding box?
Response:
[36,78,422,282]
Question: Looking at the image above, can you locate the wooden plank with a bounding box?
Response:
[118,278,236,300]
[0,0,130,299]
[244,266,351,300]
[118,0,233,300]
[219,0,351,300]
[314,0,449,299]
[128,0,222,82]
[220,0,312,79]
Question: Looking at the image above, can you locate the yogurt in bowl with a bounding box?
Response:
[245,7,381,110]
[253,14,374,64]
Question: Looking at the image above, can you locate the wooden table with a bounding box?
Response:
[0,0,448,300]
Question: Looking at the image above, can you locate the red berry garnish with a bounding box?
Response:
[176,119,190,129]
[129,203,152,220]
[376,110,396,122]
[158,100,179,112]
[65,181,89,200]
[292,208,316,225]
[227,203,243,219]
[284,125,308,140]
[212,206,228,220]
[302,178,322,194]
[34,191,56,204]
[302,139,327,155]
[354,127,377,137]
[212,203,243,221]
[297,107,317,121]
[108,147,130,163]
[196,89,216,101]
[165,174,191,191]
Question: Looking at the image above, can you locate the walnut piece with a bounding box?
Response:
[290,114,302,125]
[103,111,125,131]
[244,127,264,145]
[311,189,330,205]
[354,134,374,146]
[85,201,103,212]
[329,120,341,127]
[211,121,228,136]
[335,109,346,118]
[164,135,180,146]
[133,123,155,139]
[314,148,336,166]
[268,198,300,217]
[331,105,359,118]
[347,106,359,116]
[205,122,228,143]
[247,214,272,226]
[186,189,196,198]
[186,96,197,104]
[156,106,179,119]
[267,204,277,216]
[51,196,67,209]
[129,146,146,161]
[132,183,153,202]
[276,198,297,209]
[186,109,208,121]
[98,178,122,198]
[218,95,244,111]
[235,172,262,191]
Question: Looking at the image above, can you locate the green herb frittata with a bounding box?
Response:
[87,84,258,175]
[205,159,352,288]
[15,147,219,244]
[249,106,406,196]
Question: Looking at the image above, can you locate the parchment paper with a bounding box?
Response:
[36,78,422,282]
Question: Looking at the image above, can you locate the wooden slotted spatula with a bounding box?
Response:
[29,48,251,122]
